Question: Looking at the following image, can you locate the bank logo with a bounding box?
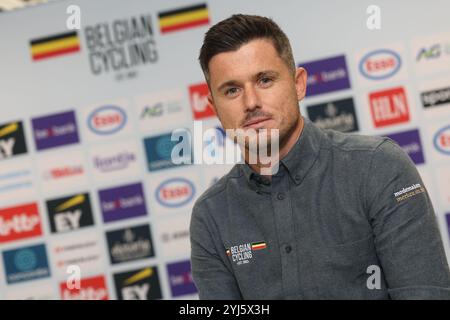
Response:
[46,193,94,234]
[0,121,27,160]
[3,243,51,284]
[167,260,197,297]
[369,87,410,128]
[421,86,450,108]
[99,182,147,223]
[143,130,192,171]
[189,83,215,120]
[0,202,42,244]
[106,224,155,264]
[359,49,402,80]
[158,3,209,34]
[87,105,127,135]
[226,242,267,266]
[300,54,351,97]
[386,129,425,165]
[433,125,450,155]
[114,267,162,300]
[60,275,108,300]
[32,110,79,151]
[306,97,359,132]
[30,31,80,61]
[155,178,195,208]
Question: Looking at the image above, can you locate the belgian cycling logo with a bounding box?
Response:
[226,242,267,266]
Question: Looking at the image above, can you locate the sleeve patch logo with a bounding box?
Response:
[394,183,425,202]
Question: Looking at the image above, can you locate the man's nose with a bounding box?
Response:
[243,85,261,111]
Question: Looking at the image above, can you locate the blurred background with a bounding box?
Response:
[0,0,449,300]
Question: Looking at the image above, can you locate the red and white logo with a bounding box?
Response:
[60,275,108,300]
[88,105,127,135]
[0,203,42,243]
[43,165,84,180]
[369,87,410,128]
[156,178,195,208]
[189,83,215,120]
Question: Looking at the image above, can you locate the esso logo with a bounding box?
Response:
[156,178,195,208]
[359,49,402,80]
[433,125,450,155]
[88,105,127,135]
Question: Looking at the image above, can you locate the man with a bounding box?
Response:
[189,14,450,299]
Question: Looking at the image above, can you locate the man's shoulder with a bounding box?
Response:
[321,127,392,153]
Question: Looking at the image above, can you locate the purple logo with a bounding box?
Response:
[99,182,147,223]
[386,129,425,165]
[167,260,197,297]
[32,111,79,150]
[299,55,351,97]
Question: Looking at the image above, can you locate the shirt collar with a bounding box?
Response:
[240,116,323,186]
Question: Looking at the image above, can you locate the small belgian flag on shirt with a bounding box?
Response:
[158,3,210,34]
[30,31,80,61]
[251,242,267,251]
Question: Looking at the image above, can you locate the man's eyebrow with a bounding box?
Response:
[216,70,280,92]
[217,80,240,92]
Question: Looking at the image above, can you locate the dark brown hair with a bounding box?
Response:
[199,14,296,83]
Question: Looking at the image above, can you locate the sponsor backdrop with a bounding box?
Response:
[0,0,450,299]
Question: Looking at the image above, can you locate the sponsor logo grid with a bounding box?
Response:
[1,4,450,300]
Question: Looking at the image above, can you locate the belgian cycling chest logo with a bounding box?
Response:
[226,242,267,266]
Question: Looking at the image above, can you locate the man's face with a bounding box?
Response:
[207,38,307,150]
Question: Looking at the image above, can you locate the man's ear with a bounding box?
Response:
[295,67,307,101]
[207,92,217,115]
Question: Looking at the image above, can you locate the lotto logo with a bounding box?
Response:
[60,275,108,300]
[189,83,215,120]
[0,203,42,243]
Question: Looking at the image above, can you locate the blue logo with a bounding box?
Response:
[359,49,402,80]
[144,130,192,172]
[87,105,127,135]
[3,244,50,284]
[155,178,196,207]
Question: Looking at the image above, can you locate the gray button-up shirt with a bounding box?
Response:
[190,117,450,299]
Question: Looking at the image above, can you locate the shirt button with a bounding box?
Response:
[285,245,292,253]
[277,193,285,200]
[295,175,301,181]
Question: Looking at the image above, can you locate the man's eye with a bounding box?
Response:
[259,77,273,86]
[225,87,239,96]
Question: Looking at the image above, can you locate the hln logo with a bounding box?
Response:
[369,87,410,128]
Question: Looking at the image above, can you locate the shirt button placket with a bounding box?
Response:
[271,175,300,299]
